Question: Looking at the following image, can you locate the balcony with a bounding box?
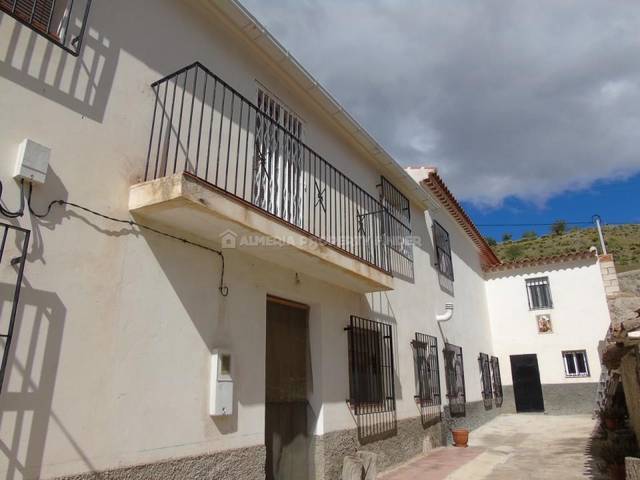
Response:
[129,63,410,293]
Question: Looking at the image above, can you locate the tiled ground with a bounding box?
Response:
[380,414,605,480]
[380,447,485,480]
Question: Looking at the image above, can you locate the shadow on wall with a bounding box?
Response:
[140,228,264,434]
[0,281,68,480]
[0,7,118,123]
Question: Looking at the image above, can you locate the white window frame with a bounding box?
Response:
[562,350,590,378]
[526,277,553,310]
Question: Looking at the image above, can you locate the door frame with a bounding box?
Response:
[265,295,311,480]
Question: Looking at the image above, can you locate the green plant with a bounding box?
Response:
[485,236,497,246]
[505,244,524,261]
[551,220,567,236]
[522,231,538,240]
[502,233,512,242]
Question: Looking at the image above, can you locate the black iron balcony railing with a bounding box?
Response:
[145,62,411,273]
[0,0,92,56]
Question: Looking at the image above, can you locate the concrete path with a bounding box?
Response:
[380,414,604,479]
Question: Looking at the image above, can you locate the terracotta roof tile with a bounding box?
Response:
[406,168,501,269]
[483,251,596,273]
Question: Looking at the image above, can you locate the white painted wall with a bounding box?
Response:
[485,258,610,386]
[0,1,500,478]
[1,0,591,478]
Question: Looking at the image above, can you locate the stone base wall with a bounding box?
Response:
[312,415,444,480]
[52,417,442,480]
[502,382,598,415]
[52,445,266,480]
[442,399,506,444]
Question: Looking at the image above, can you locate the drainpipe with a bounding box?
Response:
[436,303,454,343]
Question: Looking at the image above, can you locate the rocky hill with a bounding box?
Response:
[491,224,640,272]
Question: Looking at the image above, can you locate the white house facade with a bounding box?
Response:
[485,253,612,414]
[0,2,614,479]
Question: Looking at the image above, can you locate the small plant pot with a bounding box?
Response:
[608,463,625,480]
[604,418,618,430]
[452,428,469,448]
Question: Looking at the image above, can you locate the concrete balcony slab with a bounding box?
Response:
[129,173,394,293]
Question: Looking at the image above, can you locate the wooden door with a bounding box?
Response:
[265,297,309,480]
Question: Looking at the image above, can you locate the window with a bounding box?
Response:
[380,176,413,262]
[478,353,493,406]
[443,343,466,417]
[346,316,397,442]
[433,221,454,280]
[526,277,553,310]
[380,176,410,225]
[412,333,440,423]
[0,0,91,56]
[563,350,590,377]
[346,316,395,413]
[253,88,304,226]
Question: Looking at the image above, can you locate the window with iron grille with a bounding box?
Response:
[346,316,397,443]
[412,333,441,421]
[443,343,465,417]
[346,316,396,414]
[490,356,503,407]
[380,176,413,263]
[526,277,553,310]
[478,353,493,406]
[380,176,410,225]
[433,221,454,280]
[0,0,92,56]
[562,350,590,378]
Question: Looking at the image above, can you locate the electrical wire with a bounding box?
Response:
[0,179,25,218]
[476,221,592,227]
[25,183,229,296]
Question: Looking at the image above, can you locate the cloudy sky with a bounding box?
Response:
[242,0,640,209]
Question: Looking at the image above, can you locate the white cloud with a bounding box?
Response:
[242,0,640,206]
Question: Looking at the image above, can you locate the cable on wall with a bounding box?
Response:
[18,182,229,296]
[0,179,25,218]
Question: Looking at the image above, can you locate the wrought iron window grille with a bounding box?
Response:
[0,223,30,395]
[478,352,493,409]
[526,277,553,310]
[490,356,503,407]
[433,221,454,281]
[379,176,413,263]
[412,333,441,425]
[0,0,92,56]
[443,342,466,417]
[345,316,397,443]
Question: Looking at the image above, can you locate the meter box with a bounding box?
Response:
[14,139,50,185]
[210,350,233,416]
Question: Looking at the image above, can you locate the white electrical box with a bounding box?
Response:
[210,349,233,416]
[14,139,50,185]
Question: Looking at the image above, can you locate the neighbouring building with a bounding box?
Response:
[485,252,612,414]
[0,2,618,479]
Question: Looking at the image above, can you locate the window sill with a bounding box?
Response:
[565,374,590,378]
